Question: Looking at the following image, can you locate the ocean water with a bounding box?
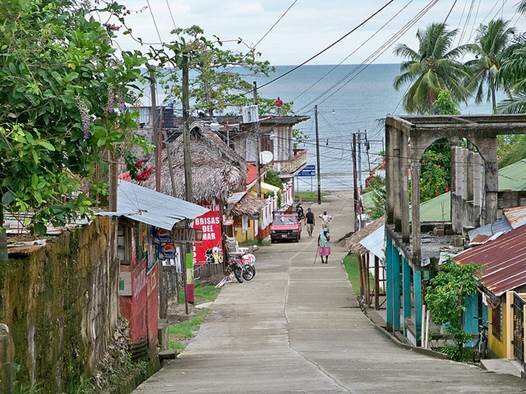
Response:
[253,64,494,192]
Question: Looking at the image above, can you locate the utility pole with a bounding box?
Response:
[352,133,359,232]
[365,129,372,172]
[357,130,363,194]
[149,67,161,192]
[253,81,262,198]
[182,55,192,202]
[181,53,192,314]
[314,105,321,205]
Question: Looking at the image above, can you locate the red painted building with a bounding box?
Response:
[118,221,159,349]
[108,181,208,354]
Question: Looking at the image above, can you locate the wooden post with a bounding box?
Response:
[365,253,371,306]
[149,67,161,192]
[163,129,177,197]
[359,255,365,298]
[374,255,380,310]
[506,291,514,359]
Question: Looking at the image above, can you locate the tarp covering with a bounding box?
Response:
[359,225,385,260]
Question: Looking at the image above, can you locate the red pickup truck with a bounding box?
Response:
[271,214,302,243]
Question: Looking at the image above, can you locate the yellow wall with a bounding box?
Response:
[488,295,508,359]
[234,219,255,242]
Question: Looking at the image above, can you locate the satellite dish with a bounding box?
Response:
[260,151,274,165]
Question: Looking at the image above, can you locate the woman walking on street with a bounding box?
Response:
[318,229,331,264]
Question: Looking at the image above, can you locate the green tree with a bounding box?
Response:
[394,23,470,114]
[425,260,480,361]
[465,19,515,114]
[0,0,145,237]
[151,26,271,116]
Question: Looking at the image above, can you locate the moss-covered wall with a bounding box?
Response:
[0,217,119,392]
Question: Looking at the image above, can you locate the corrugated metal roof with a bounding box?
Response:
[503,205,526,229]
[99,181,209,230]
[455,225,526,296]
[498,159,526,191]
[359,225,385,260]
[468,218,512,245]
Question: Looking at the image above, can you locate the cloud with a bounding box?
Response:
[116,0,525,65]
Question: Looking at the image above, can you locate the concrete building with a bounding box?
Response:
[383,114,526,347]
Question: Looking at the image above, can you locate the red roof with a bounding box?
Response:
[246,164,265,186]
[455,224,526,296]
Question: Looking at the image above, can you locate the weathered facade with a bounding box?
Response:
[0,217,118,392]
[383,114,526,345]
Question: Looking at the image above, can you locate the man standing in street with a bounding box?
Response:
[305,208,315,237]
[319,211,332,230]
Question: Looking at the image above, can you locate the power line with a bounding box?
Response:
[253,0,298,49]
[293,0,415,102]
[458,0,476,44]
[165,0,177,30]
[444,0,459,23]
[146,0,163,43]
[253,0,396,92]
[296,0,440,113]
[466,0,482,44]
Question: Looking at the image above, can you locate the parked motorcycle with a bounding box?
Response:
[227,252,256,283]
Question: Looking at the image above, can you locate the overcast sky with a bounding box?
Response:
[113,0,525,65]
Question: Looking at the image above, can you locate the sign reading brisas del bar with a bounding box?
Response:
[192,209,223,265]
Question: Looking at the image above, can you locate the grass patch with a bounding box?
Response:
[194,282,221,304]
[168,282,221,352]
[296,191,328,202]
[167,309,209,352]
[343,254,361,297]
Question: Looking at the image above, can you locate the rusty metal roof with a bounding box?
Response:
[455,224,526,296]
[503,205,526,229]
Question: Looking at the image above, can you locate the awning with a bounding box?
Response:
[98,181,208,230]
[261,181,280,194]
[359,225,385,260]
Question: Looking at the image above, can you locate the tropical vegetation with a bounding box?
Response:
[0,0,147,237]
[394,6,526,196]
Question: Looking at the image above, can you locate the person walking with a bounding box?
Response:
[305,208,315,237]
[318,229,331,264]
[319,211,333,230]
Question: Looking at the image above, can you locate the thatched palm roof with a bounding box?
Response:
[230,193,266,216]
[146,121,246,202]
[346,217,384,255]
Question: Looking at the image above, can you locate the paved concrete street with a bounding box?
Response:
[136,193,526,393]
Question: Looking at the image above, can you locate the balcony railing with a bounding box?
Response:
[271,149,307,176]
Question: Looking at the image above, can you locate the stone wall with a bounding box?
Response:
[0,217,119,392]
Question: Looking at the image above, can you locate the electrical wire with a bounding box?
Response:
[165,0,177,30]
[146,0,163,43]
[458,0,476,44]
[252,0,396,92]
[293,0,415,101]
[444,0,459,24]
[295,0,440,113]
[253,0,298,49]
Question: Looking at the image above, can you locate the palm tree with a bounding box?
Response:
[465,19,515,114]
[393,23,470,114]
